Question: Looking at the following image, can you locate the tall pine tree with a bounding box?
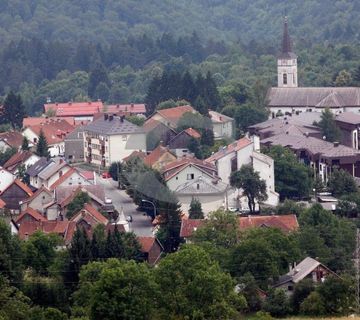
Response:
[189,198,204,219]
[3,91,25,129]
[36,129,50,158]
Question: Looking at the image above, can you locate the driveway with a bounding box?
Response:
[96,175,154,236]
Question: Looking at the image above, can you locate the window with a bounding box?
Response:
[283,73,288,85]
[187,173,194,180]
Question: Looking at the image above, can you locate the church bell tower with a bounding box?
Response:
[278,17,298,88]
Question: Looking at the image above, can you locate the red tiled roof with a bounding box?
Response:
[0,131,23,149]
[156,105,195,126]
[105,223,126,233]
[44,101,104,117]
[78,170,95,181]
[49,168,77,191]
[23,117,75,128]
[137,236,156,253]
[206,137,253,163]
[0,198,6,209]
[122,150,147,162]
[238,215,299,233]
[106,104,146,114]
[1,179,33,197]
[3,151,34,172]
[28,119,75,145]
[144,144,175,167]
[180,219,205,238]
[71,203,108,225]
[184,128,201,139]
[162,156,217,181]
[16,207,47,224]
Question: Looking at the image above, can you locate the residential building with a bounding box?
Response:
[143,119,177,151]
[143,144,177,171]
[209,110,234,139]
[267,18,360,118]
[0,167,15,193]
[70,203,109,228]
[106,103,146,115]
[0,131,24,152]
[3,151,40,174]
[335,112,360,149]
[23,119,75,157]
[180,219,205,242]
[48,167,92,191]
[122,150,147,163]
[137,236,163,265]
[0,179,33,212]
[168,128,201,157]
[20,187,54,214]
[64,126,85,162]
[84,114,146,167]
[274,257,339,295]
[23,116,76,128]
[16,207,47,225]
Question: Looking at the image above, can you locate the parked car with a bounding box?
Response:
[102,172,111,179]
[105,197,112,204]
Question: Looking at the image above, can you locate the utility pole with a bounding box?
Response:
[355,228,360,314]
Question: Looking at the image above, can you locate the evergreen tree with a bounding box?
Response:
[193,95,208,116]
[88,62,109,98]
[203,71,222,109]
[105,224,124,259]
[317,108,341,142]
[200,127,214,147]
[36,129,50,158]
[189,198,204,219]
[3,91,25,129]
[181,71,197,102]
[21,136,30,151]
[66,191,91,219]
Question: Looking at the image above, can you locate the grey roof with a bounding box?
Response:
[55,185,106,204]
[65,126,85,140]
[262,133,360,159]
[209,110,234,123]
[279,17,297,60]
[85,116,143,135]
[335,112,360,125]
[38,160,68,180]
[267,87,360,108]
[175,176,227,195]
[26,157,51,177]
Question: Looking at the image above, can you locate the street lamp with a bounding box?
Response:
[141,199,156,218]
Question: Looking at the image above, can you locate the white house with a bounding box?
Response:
[0,167,15,193]
[3,151,40,174]
[84,114,146,167]
[48,167,93,191]
[209,110,234,139]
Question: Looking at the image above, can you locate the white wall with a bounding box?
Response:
[42,166,71,189]
[213,121,233,139]
[49,142,64,157]
[177,193,226,215]
[110,133,146,164]
[0,141,10,153]
[55,171,92,189]
[0,169,15,193]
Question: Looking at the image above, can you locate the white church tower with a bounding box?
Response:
[277,17,298,88]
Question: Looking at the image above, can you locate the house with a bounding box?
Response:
[44,101,104,122]
[22,119,75,157]
[335,112,360,149]
[143,119,177,151]
[23,116,76,128]
[209,110,234,139]
[0,179,33,211]
[70,203,109,229]
[106,103,147,115]
[48,167,92,191]
[267,18,360,118]
[0,167,15,193]
[64,126,85,162]
[175,176,228,214]
[274,257,339,295]
[84,114,146,167]
[179,219,205,242]
[15,207,47,225]
[206,137,279,209]
[137,236,163,265]
[143,144,177,171]
[0,131,24,152]
[122,150,147,163]
[145,105,196,129]
[3,151,40,174]
[20,187,54,214]
[17,220,76,245]
[168,128,201,157]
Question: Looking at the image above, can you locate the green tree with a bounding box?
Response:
[317,107,341,142]
[300,291,325,316]
[36,129,50,158]
[94,82,110,101]
[88,62,109,98]
[263,289,291,317]
[125,115,145,126]
[290,279,315,313]
[155,245,245,319]
[230,164,267,213]
[264,145,312,200]
[327,167,357,197]
[276,199,306,216]
[193,95,208,116]
[3,91,25,129]
[0,147,16,166]
[188,198,204,219]
[66,191,91,219]
[335,69,352,86]
[233,104,268,136]
[21,136,29,151]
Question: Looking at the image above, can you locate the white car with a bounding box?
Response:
[105,197,112,204]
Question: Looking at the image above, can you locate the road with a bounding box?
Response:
[96,175,154,236]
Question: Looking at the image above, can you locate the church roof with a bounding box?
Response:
[267,87,360,108]
[279,17,297,59]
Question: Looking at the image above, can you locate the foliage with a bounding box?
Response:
[108,161,121,182]
[290,279,315,313]
[230,164,267,213]
[2,91,25,129]
[336,192,360,218]
[66,191,91,219]
[317,107,341,142]
[276,199,306,216]
[0,147,16,166]
[263,288,291,318]
[327,167,358,197]
[188,197,204,219]
[300,291,325,316]
[21,136,30,151]
[36,129,50,158]
[125,115,145,126]
[263,145,312,200]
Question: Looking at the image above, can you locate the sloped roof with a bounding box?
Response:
[155,105,195,126]
[137,236,163,253]
[1,179,33,197]
[175,176,227,195]
[106,104,146,114]
[335,112,360,125]
[206,137,253,163]
[142,118,175,132]
[85,115,143,135]
[267,87,360,108]
[3,151,34,172]
[180,219,205,238]
[16,207,47,223]
[21,186,52,204]
[56,185,106,207]
[71,203,108,225]
[184,127,201,138]
[209,110,234,123]
[0,131,24,148]
[144,144,176,167]
[23,116,75,128]
[44,101,104,117]
[238,214,299,233]
[0,198,6,209]
[49,168,79,191]
[122,150,147,162]
[26,157,51,177]
[38,160,69,180]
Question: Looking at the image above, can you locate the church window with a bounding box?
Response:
[283,73,287,85]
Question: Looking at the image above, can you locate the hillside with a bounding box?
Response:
[0,0,358,45]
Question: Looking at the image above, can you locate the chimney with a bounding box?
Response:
[334,141,340,147]
[131,103,134,109]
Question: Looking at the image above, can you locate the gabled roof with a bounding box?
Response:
[56,185,105,207]
[137,236,164,253]
[85,115,143,135]
[184,128,201,138]
[0,131,24,149]
[180,219,205,238]
[44,101,104,117]
[335,112,360,125]
[23,117,75,128]
[38,160,69,181]
[106,104,146,114]
[162,156,217,181]
[122,150,147,162]
[175,176,227,195]
[238,214,299,233]
[71,203,108,225]
[206,137,253,163]
[16,207,47,223]
[21,186,52,204]
[155,105,195,126]
[142,118,175,133]
[3,151,35,172]
[26,157,51,177]
[144,144,176,167]
[0,198,6,209]
[209,110,234,123]
[1,179,33,197]
[49,167,79,191]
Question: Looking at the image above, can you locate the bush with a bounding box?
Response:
[300,291,325,316]
[251,311,273,320]
[263,288,291,317]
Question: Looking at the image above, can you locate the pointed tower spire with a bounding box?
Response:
[282,16,292,54]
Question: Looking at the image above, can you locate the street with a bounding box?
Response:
[96,175,154,236]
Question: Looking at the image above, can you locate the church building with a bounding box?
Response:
[267,18,360,118]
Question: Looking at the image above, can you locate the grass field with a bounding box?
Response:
[284,317,360,320]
